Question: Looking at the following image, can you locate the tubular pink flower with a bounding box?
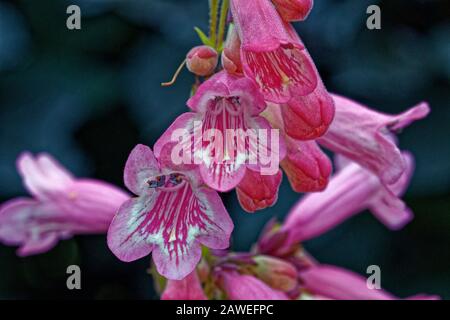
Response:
[220,271,289,300]
[281,138,332,193]
[300,265,440,300]
[262,103,333,193]
[318,94,430,186]
[107,144,233,280]
[281,153,415,244]
[279,23,335,140]
[236,169,283,213]
[282,81,335,140]
[0,152,129,256]
[161,270,207,300]
[272,0,314,22]
[155,71,285,193]
[230,0,317,103]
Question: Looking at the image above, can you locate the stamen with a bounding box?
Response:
[161,59,187,87]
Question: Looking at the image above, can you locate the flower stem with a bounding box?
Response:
[209,0,219,48]
[217,0,229,51]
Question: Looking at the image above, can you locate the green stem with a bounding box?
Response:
[217,0,229,51]
[209,0,219,48]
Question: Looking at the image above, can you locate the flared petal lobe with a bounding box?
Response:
[319,95,430,185]
[17,152,74,201]
[0,199,62,256]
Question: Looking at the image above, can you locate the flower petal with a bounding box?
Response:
[62,179,129,229]
[282,81,335,140]
[17,152,74,200]
[107,181,232,280]
[162,270,207,300]
[300,265,396,300]
[231,0,317,103]
[124,144,160,195]
[199,161,247,193]
[153,112,198,161]
[281,139,332,192]
[107,198,155,262]
[236,169,283,213]
[187,71,266,116]
[0,198,68,256]
[220,271,289,300]
[281,153,415,244]
[319,94,429,185]
[368,152,415,230]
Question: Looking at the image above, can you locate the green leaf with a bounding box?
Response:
[194,27,214,47]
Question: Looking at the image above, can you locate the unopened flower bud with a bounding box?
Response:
[186,45,218,77]
[272,0,314,22]
[221,25,243,76]
[252,255,298,292]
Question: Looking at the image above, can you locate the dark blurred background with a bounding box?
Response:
[0,0,449,299]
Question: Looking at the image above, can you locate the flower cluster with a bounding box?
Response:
[0,0,438,300]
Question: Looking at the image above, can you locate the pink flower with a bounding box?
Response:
[281,82,335,141]
[319,94,430,185]
[156,71,285,193]
[219,270,289,300]
[162,270,207,300]
[230,0,317,103]
[235,169,283,213]
[300,265,439,300]
[277,23,335,140]
[281,138,332,193]
[0,152,129,256]
[281,152,415,245]
[272,0,314,22]
[186,45,218,77]
[263,104,333,193]
[107,144,233,280]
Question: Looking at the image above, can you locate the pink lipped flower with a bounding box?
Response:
[0,152,129,256]
[155,71,285,193]
[230,0,317,103]
[319,94,430,186]
[107,144,233,280]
